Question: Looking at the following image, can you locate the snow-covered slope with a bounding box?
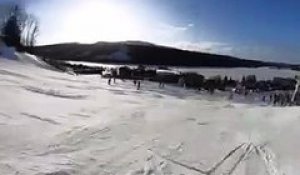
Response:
[0,42,17,60]
[0,54,300,175]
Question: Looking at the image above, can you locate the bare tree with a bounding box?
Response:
[21,14,39,49]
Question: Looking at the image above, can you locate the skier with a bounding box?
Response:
[262,95,266,102]
[137,80,141,90]
[112,69,117,84]
[269,94,273,104]
[108,78,111,85]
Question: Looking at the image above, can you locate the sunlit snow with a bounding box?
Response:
[0,53,299,175]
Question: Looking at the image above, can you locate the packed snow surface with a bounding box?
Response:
[0,54,300,175]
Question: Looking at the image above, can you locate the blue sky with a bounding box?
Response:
[1,0,300,63]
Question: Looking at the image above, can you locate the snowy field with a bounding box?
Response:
[1,54,300,175]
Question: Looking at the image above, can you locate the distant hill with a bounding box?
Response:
[32,41,298,68]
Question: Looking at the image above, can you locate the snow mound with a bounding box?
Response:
[15,52,56,70]
[0,45,17,60]
[0,40,55,70]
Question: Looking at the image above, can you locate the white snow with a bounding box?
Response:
[0,53,300,175]
[156,69,181,75]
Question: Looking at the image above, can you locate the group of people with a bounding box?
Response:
[107,69,117,85]
[107,77,142,90]
[228,88,299,106]
[104,67,300,107]
[263,92,293,106]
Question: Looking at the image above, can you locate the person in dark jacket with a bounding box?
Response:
[108,78,111,85]
[137,81,141,90]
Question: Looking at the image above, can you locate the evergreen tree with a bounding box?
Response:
[1,6,22,48]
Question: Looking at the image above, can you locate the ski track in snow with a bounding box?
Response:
[21,113,61,125]
[23,86,88,100]
[0,55,300,175]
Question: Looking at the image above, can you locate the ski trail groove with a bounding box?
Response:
[23,86,87,100]
[149,143,274,175]
[207,143,245,174]
[21,113,60,125]
[149,148,207,174]
[226,143,254,175]
[254,145,282,175]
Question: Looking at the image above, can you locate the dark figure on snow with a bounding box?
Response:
[108,78,112,85]
[273,94,278,105]
[111,69,117,83]
[262,96,266,102]
[137,81,141,90]
[280,94,285,106]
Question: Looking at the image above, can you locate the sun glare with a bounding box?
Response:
[64,0,142,43]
